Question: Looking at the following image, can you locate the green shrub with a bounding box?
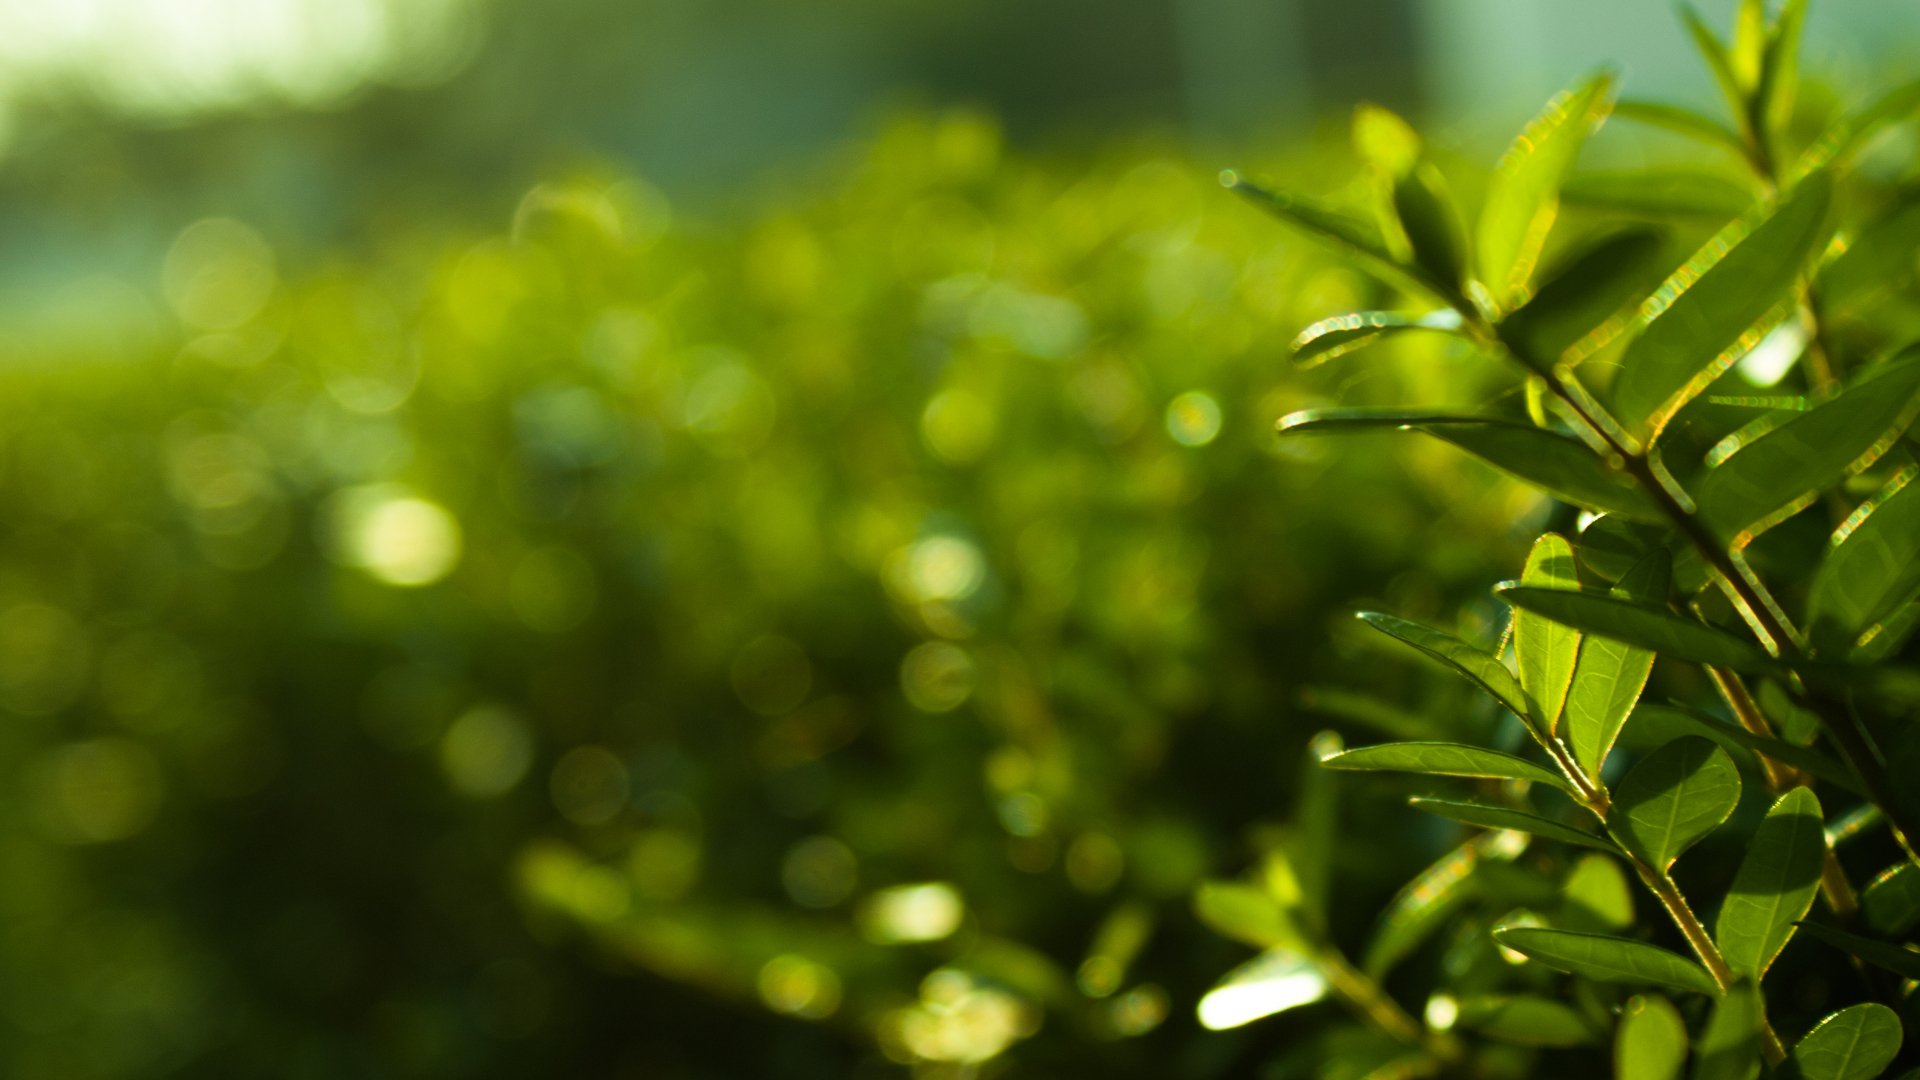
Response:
[1196,2,1920,1076]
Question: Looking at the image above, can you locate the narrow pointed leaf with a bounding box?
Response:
[1491,926,1719,995]
[1494,585,1774,673]
[1618,993,1689,1080]
[1693,981,1763,1080]
[1790,1003,1904,1080]
[1794,79,1920,179]
[1394,163,1470,289]
[1321,742,1571,791]
[1478,71,1618,308]
[1455,994,1595,1047]
[1612,173,1833,440]
[1423,422,1663,521]
[1714,788,1825,979]
[1409,797,1616,852]
[1290,309,1465,368]
[1566,550,1666,780]
[1696,353,1920,542]
[1613,99,1746,156]
[1503,227,1668,365]
[1821,188,1920,312]
[1562,169,1754,221]
[1276,407,1498,434]
[1680,5,1745,121]
[1516,534,1583,733]
[1729,0,1766,90]
[1862,862,1920,937]
[1225,174,1449,300]
[1809,467,1920,655]
[1609,736,1741,870]
[1631,703,1863,795]
[1759,0,1807,141]
[1363,834,1511,977]
[1356,612,1529,720]
[1794,921,1920,980]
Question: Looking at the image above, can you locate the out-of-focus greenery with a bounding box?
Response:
[0,112,1550,1077]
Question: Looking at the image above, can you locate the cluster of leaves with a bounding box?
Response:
[1197,2,1920,1077]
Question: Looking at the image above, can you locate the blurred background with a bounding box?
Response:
[0,1,1912,1077]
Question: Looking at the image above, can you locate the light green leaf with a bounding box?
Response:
[1790,1003,1904,1080]
[1609,736,1742,871]
[1491,925,1719,995]
[1696,354,1920,542]
[1424,422,1663,521]
[1355,612,1529,720]
[1612,173,1833,440]
[1362,836,1503,977]
[1455,994,1596,1047]
[1289,310,1466,368]
[1562,169,1755,221]
[1409,797,1616,853]
[1494,585,1775,673]
[1613,99,1747,156]
[1478,70,1618,308]
[1808,467,1920,656]
[1321,741,1570,791]
[1758,0,1807,143]
[1680,5,1745,121]
[1794,921,1920,980]
[1714,788,1825,979]
[1193,881,1302,952]
[1821,188,1920,313]
[1618,993,1689,1080]
[1862,862,1920,937]
[1502,227,1667,366]
[1566,550,1667,780]
[1224,173,1450,301]
[1353,102,1421,176]
[1562,852,1635,932]
[1517,534,1582,734]
[1693,980,1763,1080]
[1394,163,1470,289]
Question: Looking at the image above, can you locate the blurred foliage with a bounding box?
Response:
[0,110,1560,1078]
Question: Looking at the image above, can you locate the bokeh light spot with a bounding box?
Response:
[899,642,975,712]
[1164,390,1222,447]
[439,706,533,798]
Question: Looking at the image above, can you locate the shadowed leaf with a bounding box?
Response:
[1609,736,1741,870]
[1491,926,1719,995]
[1693,980,1763,1080]
[1566,550,1667,780]
[1516,534,1582,734]
[1409,797,1616,853]
[1321,742,1570,791]
[1714,788,1824,979]
[1794,921,1920,980]
[1503,227,1668,365]
[1809,467,1920,656]
[1862,862,1920,937]
[1494,586,1774,673]
[1355,612,1529,720]
[1789,1003,1904,1080]
[1456,994,1596,1047]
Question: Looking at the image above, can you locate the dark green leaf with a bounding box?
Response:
[1714,788,1825,979]
[1321,741,1570,791]
[1275,407,1498,434]
[1478,70,1618,308]
[1613,99,1747,156]
[1608,736,1742,870]
[1494,585,1775,673]
[1757,0,1807,148]
[1612,173,1833,440]
[1789,1003,1904,1080]
[1565,550,1666,780]
[1394,163,1470,289]
[1562,169,1755,221]
[1794,79,1920,179]
[1424,423,1662,521]
[1862,862,1920,937]
[1618,993,1689,1080]
[1503,227,1668,365]
[1820,187,1920,313]
[1629,703,1863,795]
[1794,921,1920,980]
[1355,612,1529,720]
[1455,994,1596,1047]
[1696,353,1920,542]
[1224,173,1449,300]
[1409,797,1616,853]
[1517,534,1582,734]
[1289,310,1466,368]
[1808,467,1920,656]
[1693,980,1763,1080]
[1490,925,1719,995]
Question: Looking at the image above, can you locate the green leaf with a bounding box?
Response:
[1714,788,1825,979]
[1608,736,1742,871]
[1352,102,1422,177]
[1477,70,1618,308]
[1729,0,1766,91]
[1693,980,1763,1080]
[1562,852,1635,932]
[1758,0,1807,143]
[1292,731,1341,928]
[1424,422,1663,521]
[1612,173,1833,440]
[1409,797,1616,853]
[1789,1003,1904,1080]
[1224,173,1450,301]
[1613,99,1747,156]
[1862,861,1920,937]
[1362,835,1509,977]
[1565,550,1666,780]
[1355,612,1529,720]
[1680,5,1745,122]
[1494,585,1775,673]
[1696,354,1920,542]
[1275,407,1497,434]
[1630,703,1863,796]
[1394,163,1470,289]
[1320,741,1570,791]
[1516,534,1583,734]
[1502,227,1667,365]
[1821,187,1920,313]
[1455,994,1595,1047]
[1562,169,1755,222]
[1618,993,1690,1080]
[1490,926,1720,995]
[1289,310,1466,368]
[1193,881,1302,951]
[1808,467,1920,655]
[1794,921,1920,980]
[1794,79,1920,179]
